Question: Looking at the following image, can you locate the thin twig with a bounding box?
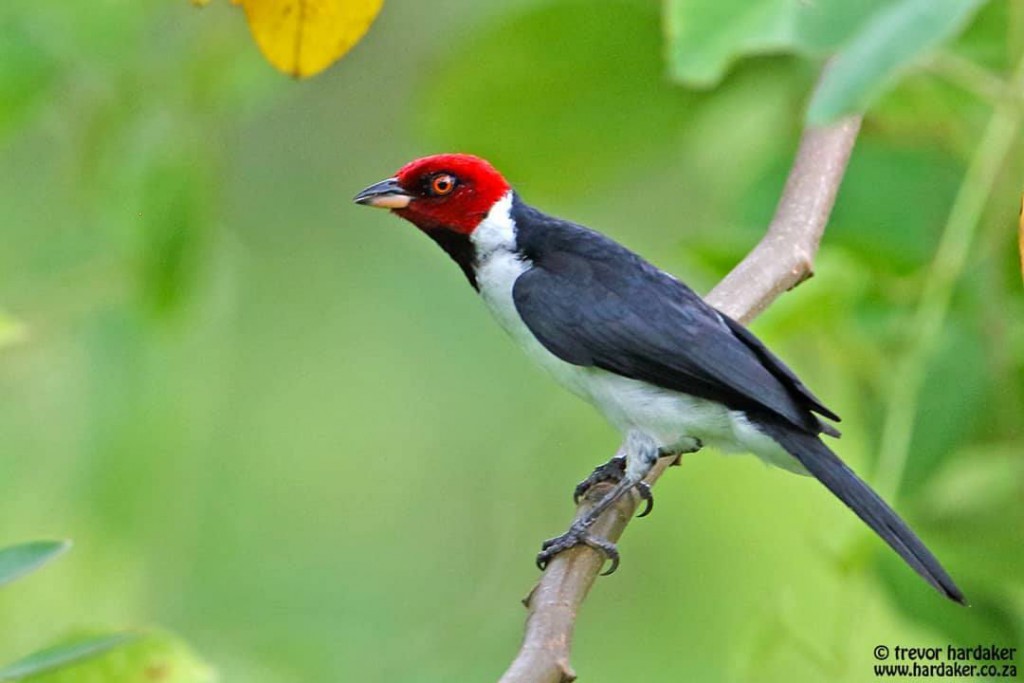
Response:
[498,67,862,683]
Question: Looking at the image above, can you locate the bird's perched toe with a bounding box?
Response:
[536,522,620,575]
[573,456,654,517]
[573,456,626,503]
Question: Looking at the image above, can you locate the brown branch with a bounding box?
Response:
[497,71,863,683]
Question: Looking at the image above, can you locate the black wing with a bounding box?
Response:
[509,199,839,436]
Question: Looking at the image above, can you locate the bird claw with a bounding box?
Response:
[634,481,653,517]
[536,523,621,575]
[546,442,692,574]
[573,456,626,504]
[573,457,654,518]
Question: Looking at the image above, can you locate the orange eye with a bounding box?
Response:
[430,174,456,196]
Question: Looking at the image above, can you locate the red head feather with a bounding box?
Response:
[391,154,511,234]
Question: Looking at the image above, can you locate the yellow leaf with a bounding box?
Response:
[240,0,383,78]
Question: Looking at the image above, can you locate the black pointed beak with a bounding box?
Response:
[353,178,413,209]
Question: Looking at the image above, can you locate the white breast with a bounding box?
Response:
[470,193,800,470]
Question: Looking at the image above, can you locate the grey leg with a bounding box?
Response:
[537,432,661,575]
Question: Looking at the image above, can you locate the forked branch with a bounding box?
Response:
[498,67,863,683]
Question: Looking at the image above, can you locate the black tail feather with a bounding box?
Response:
[756,418,966,605]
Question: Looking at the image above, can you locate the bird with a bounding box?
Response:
[354,153,965,604]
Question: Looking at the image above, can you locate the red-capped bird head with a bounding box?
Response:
[353,154,511,234]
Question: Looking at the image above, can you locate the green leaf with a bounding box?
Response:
[0,634,133,681]
[807,0,986,124]
[0,541,70,589]
[664,0,889,86]
[0,629,216,683]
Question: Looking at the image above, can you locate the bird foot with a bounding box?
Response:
[573,456,653,517]
[536,521,621,575]
[573,456,625,503]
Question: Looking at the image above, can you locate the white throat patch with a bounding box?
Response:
[470,191,517,259]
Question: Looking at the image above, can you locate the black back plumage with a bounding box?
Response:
[508,194,839,437]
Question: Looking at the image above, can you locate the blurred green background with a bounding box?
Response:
[0,0,1022,681]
